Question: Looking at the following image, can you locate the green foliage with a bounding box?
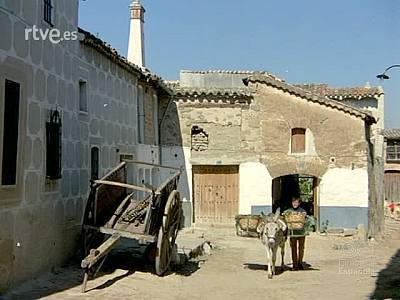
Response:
[299,176,313,202]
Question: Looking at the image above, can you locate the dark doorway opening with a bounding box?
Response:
[91,147,99,180]
[272,174,318,218]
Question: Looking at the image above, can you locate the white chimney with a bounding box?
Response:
[128,0,145,68]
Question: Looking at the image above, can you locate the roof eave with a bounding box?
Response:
[244,76,376,123]
[78,27,173,96]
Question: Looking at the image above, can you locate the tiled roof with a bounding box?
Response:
[78,28,172,95]
[175,88,252,98]
[382,129,400,139]
[165,80,253,98]
[164,80,180,89]
[180,70,284,81]
[294,83,383,100]
[182,70,264,75]
[244,74,375,122]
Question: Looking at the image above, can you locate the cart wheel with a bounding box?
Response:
[155,190,181,276]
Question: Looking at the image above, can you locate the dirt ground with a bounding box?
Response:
[3,218,400,300]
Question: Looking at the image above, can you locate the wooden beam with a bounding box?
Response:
[106,192,134,228]
[91,162,126,189]
[99,226,156,242]
[81,233,121,269]
[94,180,153,194]
[98,162,126,182]
[82,225,156,243]
[121,159,181,171]
[156,170,181,193]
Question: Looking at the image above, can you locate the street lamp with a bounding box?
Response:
[376,64,400,80]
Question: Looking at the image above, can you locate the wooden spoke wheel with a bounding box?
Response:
[155,190,181,276]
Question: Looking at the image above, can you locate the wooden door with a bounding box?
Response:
[193,165,239,224]
[385,171,400,202]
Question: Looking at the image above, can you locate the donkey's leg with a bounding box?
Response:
[281,244,285,268]
[266,246,273,279]
[272,247,277,275]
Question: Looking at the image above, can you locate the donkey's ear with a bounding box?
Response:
[278,219,287,232]
[274,207,281,221]
[256,221,264,233]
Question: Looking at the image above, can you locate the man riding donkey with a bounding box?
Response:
[283,197,315,271]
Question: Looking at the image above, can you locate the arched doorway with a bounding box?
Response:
[272,174,319,219]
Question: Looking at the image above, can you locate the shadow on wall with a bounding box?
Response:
[160,100,191,227]
[370,248,400,300]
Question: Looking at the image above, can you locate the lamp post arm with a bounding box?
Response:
[383,65,400,73]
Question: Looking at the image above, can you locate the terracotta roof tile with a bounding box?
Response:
[382,129,400,139]
[294,83,383,99]
[175,88,252,97]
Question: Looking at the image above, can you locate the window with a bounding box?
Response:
[119,153,134,162]
[387,140,400,162]
[79,81,88,113]
[291,128,306,153]
[43,0,53,25]
[2,80,20,186]
[46,109,62,179]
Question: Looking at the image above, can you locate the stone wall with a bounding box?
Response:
[253,84,368,175]
[161,81,373,230]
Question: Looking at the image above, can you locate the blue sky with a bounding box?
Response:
[79,0,400,127]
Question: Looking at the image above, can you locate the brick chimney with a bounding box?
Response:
[128,0,145,68]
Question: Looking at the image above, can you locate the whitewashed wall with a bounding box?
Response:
[319,168,369,229]
[239,162,272,214]
[319,168,369,207]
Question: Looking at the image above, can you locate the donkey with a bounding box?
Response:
[257,208,288,279]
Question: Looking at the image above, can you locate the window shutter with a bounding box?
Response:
[291,128,306,153]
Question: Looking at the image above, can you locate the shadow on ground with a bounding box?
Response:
[370,248,400,300]
[3,238,202,299]
[243,262,319,276]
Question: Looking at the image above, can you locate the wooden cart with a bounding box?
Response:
[81,160,182,292]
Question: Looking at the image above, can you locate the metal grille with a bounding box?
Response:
[44,0,53,25]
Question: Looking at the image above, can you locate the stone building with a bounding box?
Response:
[0,0,170,292]
[161,70,385,234]
[382,129,400,202]
[0,0,387,293]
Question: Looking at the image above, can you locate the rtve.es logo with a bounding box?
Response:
[25,25,78,44]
